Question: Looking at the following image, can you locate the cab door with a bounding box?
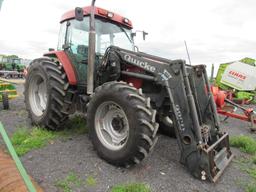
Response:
[64,18,90,86]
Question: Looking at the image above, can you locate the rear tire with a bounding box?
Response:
[24,58,74,130]
[87,81,159,166]
[2,92,9,110]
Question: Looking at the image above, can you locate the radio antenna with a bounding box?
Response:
[184,41,192,65]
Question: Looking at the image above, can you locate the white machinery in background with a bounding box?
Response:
[221,61,256,91]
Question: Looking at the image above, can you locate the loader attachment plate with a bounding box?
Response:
[203,132,234,182]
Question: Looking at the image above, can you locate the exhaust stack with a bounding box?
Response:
[87,0,96,94]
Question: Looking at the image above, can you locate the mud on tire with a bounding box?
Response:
[87,81,159,166]
[24,57,74,130]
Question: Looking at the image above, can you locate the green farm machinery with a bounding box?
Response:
[0,80,18,109]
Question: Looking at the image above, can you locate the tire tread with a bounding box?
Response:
[24,58,75,130]
[87,81,158,166]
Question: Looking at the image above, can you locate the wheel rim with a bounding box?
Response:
[95,101,129,151]
[28,74,48,117]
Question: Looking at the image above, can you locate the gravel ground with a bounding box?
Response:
[0,84,254,192]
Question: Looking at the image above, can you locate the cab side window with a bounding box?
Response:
[67,18,89,61]
[57,21,67,50]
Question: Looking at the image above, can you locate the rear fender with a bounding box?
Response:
[44,51,77,85]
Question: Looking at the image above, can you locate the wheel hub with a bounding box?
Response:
[111,116,125,132]
[95,101,129,151]
[28,74,47,117]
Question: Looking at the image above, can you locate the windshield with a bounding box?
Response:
[95,19,134,55]
[58,17,134,56]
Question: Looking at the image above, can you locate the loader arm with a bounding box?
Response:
[99,46,233,182]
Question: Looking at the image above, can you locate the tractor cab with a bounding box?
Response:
[57,6,134,84]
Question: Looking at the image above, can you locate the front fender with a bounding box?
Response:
[44,51,77,85]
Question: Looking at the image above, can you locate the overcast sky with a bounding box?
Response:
[0,0,255,72]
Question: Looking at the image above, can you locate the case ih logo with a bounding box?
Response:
[228,70,247,80]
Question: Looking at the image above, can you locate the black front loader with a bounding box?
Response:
[98,46,234,182]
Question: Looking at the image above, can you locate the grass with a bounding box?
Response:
[230,135,256,192]
[247,166,256,180]
[230,135,256,191]
[230,135,256,154]
[237,156,256,180]
[246,183,256,192]
[60,115,88,136]
[11,127,56,156]
[253,156,256,165]
[234,156,256,192]
[111,183,151,192]
[11,115,87,156]
[55,172,97,192]
[86,175,96,187]
[55,172,82,192]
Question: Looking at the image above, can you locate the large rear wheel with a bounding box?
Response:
[24,58,74,130]
[87,81,159,166]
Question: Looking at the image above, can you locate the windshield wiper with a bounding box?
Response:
[118,25,133,43]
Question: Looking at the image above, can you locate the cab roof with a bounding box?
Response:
[61,6,133,29]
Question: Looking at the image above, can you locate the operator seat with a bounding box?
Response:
[77,45,88,59]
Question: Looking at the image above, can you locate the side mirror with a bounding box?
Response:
[131,32,136,40]
[132,30,148,41]
[142,31,148,41]
[75,7,84,21]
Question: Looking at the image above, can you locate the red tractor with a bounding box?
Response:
[24,0,233,182]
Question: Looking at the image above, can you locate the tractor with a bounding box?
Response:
[24,0,233,182]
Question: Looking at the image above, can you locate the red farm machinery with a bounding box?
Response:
[212,86,256,131]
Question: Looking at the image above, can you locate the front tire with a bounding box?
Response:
[24,58,74,130]
[87,81,159,166]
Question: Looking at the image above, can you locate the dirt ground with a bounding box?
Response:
[0,84,255,192]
